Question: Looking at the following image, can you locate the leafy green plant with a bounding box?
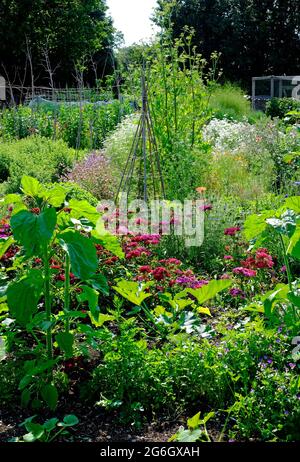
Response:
[11,414,79,442]
[266,97,300,120]
[244,196,300,325]
[0,175,123,409]
[169,411,215,442]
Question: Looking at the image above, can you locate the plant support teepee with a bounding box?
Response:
[116,70,165,203]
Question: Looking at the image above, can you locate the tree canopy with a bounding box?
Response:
[0,0,116,88]
[155,0,300,88]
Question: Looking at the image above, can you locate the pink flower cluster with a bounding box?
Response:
[233,267,257,278]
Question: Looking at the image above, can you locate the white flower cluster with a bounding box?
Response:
[202,118,258,154]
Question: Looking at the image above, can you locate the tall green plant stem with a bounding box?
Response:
[279,235,293,290]
[64,253,71,333]
[43,248,53,360]
[279,234,297,321]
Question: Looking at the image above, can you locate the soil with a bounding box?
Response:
[0,402,182,442]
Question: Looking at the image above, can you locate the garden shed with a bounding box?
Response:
[252,75,300,110]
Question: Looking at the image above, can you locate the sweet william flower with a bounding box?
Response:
[139,265,152,273]
[224,227,241,236]
[233,267,257,278]
[151,267,170,281]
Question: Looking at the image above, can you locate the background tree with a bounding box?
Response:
[0,0,116,90]
[155,0,300,89]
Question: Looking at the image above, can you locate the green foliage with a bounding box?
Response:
[155,0,300,88]
[208,84,257,122]
[266,98,300,120]
[230,368,300,441]
[170,411,214,442]
[0,0,115,87]
[0,176,123,411]
[0,360,23,406]
[0,136,79,194]
[85,318,297,437]
[58,230,98,281]
[0,101,132,151]
[7,270,44,327]
[12,414,79,443]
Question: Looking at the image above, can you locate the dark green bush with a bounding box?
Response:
[0,359,23,406]
[266,97,300,119]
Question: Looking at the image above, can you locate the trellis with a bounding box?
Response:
[116,72,165,203]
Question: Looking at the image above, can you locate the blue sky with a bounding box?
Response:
[107,0,158,46]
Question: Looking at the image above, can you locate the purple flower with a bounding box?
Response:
[63,151,116,200]
[230,288,246,298]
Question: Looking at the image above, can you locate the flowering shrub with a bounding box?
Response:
[64,151,116,200]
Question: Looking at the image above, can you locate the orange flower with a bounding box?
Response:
[196,186,207,194]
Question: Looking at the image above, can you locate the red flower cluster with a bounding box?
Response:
[224,227,241,236]
[151,266,171,281]
[126,247,151,259]
[124,234,161,259]
[0,220,11,239]
[139,265,152,273]
[1,246,19,262]
[31,207,41,215]
[242,248,274,270]
[104,256,119,265]
[159,258,182,266]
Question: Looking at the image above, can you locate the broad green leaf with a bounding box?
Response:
[11,208,57,257]
[7,270,44,326]
[77,285,99,321]
[287,225,300,259]
[41,384,58,411]
[58,230,98,280]
[88,312,115,328]
[21,176,44,197]
[23,424,45,442]
[197,307,212,316]
[172,428,202,442]
[19,359,57,390]
[113,280,153,306]
[187,279,232,305]
[266,210,296,237]
[287,292,300,308]
[69,199,99,224]
[187,412,201,429]
[43,418,59,432]
[201,411,215,424]
[60,415,79,427]
[243,212,272,240]
[92,226,124,259]
[0,236,14,259]
[43,185,67,207]
[87,273,109,296]
[3,194,22,205]
[55,332,74,358]
[285,196,300,213]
